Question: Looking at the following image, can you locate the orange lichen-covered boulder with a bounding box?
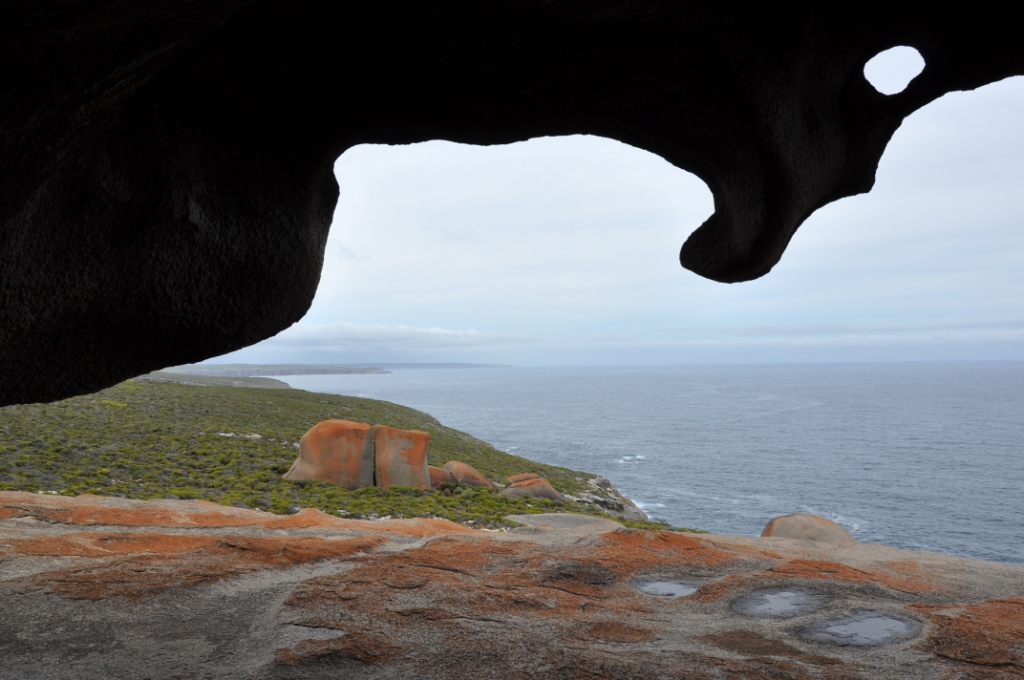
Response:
[442,461,495,489]
[373,425,430,489]
[761,513,855,543]
[499,477,566,502]
[283,420,374,489]
[428,465,456,488]
[507,472,540,484]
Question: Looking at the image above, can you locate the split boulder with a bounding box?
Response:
[283,420,373,489]
[373,425,430,490]
[442,461,495,488]
[761,513,855,543]
[499,477,566,502]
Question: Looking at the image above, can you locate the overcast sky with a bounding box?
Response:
[216,51,1024,366]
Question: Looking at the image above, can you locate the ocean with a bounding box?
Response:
[278,362,1024,566]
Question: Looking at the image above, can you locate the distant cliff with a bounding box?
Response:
[164,364,389,377]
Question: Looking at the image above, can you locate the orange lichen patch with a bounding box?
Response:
[0,491,471,537]
[768,559,939,593]
[689,560,941,604]
[1,491,279,527]
[0,505,27,520]
[284,536,651,642]
[912,597,1024,669]
[387,536,498,573]
[490,554,616,599]
[275,633,403,666]
[689,574,759,603]
[582,529,738,576]
[10,535,383,600]
[703,630,805,658]
[583,621,656,643]
[6,534,111,558]
[370,518,477,538]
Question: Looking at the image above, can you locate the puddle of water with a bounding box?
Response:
[800,610,920,646]
[732,587,827,618]
[631,579,699,597]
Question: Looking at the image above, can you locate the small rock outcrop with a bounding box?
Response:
[428,465,456,488]
[442,461,495,488]
[507,472,540,484]
[499,477,566,502]
[282,420,373,489]
[566,476,649,522]
[762,513,855,543]
[373,425,430,490]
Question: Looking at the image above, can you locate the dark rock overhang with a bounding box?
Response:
[2,2,1022,405]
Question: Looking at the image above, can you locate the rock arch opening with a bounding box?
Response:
[863,46,926,95]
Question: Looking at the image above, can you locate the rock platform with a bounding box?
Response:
[1,491,1022,679]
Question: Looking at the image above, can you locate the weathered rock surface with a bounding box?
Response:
[442,461,496,488]
[5,6,1024,406]
[372,425,429,490]
[283,420,374,489]
[566,476,649,522]
[498,477,567,502]
[2,491,1023,679]
[507,473,541,484]
[428,465,456,488]
[762,513,856,544]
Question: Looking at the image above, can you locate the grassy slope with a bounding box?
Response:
[0,381,693,530]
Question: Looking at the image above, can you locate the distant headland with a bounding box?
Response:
[162,362,512,378]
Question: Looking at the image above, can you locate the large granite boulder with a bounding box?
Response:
[373,425,430,490]
[442,461,495,489]
[499,477,566,502]
[761,513,855,543]
[428,465,456,488]
[282,419,373,489]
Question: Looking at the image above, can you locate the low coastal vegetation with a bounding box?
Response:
[0,381,696,530]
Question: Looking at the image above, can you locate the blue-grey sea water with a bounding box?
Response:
[278,363,1024,566]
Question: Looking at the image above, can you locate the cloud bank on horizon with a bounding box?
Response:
[217,67,1024,366]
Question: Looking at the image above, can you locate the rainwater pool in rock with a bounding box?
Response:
[801,611,920,646]
[732,587,827,618]
[631,579,699,597]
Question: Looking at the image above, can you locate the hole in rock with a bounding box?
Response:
[864,46,925,95]
[800,610,920,646]
[731,587,827,618]
[631,578,700,597]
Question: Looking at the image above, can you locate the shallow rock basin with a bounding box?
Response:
[631,578,700,597]
[800,610,920,646]
[732,587,827,618]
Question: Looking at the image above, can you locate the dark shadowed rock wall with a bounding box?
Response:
[3,2,1024,405]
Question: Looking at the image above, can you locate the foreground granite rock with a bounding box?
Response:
[1,492,1022,679]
